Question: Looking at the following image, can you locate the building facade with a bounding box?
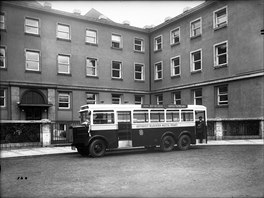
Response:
[0,1,263,140]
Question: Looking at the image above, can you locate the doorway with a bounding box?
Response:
[25,107,42,120]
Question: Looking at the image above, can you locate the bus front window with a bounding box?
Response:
[80,110,91,126]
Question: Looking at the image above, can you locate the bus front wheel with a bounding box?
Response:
[89,139,106,157]
[177,134,191,151]
[160,136,175,152]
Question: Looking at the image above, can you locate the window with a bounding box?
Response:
[154,61,163,80]
[112,94,121,104]
[166,110,180,122]
[170,27,180,45]
[181,110,194,121]
[0,89,6,107]
[217,85,228,106]
[150,110,165,122]
[154,35,162,51]
[25,17,39,35]
[58,54,70,74]
[57,23,70,40]
[194,89,202,105]
[25,50,40,71]
[214,6,227,29]
[190,18,202,38]
[0,46,6,68]
[58,93,70,109]
[134,63,144,81]
[214,41,228,67]
[173,92,181,105]
[86,57,97,76]
[134,38,144,52]
[133,110,149,123]
[0,12,6,30]
[86,93,97,104]
[86,29,97,44]
[156,95,163,105]
[112,61,122,79]
[135,95,143,105]
[190,49,202,72]
[93,111,114,124]
[171,56,180,76]
[111,34,122,48]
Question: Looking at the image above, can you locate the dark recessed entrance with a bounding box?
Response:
[18,90,52,120]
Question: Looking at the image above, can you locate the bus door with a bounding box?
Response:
[195,111,207,143]
[117,111,132,148]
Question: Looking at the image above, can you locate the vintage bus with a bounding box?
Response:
[71,104,207,157]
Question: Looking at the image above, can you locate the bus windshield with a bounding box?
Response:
[80,110,91,125]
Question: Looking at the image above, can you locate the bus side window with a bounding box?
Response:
[166,110,180,122]
[181,110,194,121]
[150,110,164,122]
[93,112,114,124]
[133,110,149,123]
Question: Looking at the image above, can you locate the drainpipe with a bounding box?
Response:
[148,32,152,104]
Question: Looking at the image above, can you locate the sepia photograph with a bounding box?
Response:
[0,0,263,197]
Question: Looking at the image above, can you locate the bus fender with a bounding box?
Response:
[160,131,176,142]
[178,130,192,142]
[87,135,108,148]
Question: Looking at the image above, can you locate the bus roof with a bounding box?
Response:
[79,104,206,112]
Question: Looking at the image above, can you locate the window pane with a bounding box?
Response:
[219,86,228,93]
[27,51,39,61]
[112,35,121,42]
[26,18,38,26]
[112,62,120,69]
[58,25,69,32]
[193,52,201,61]
[58,56,69,64]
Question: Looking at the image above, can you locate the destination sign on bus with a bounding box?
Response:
[141,104,187,108]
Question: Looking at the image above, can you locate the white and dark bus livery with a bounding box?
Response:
[71,104,207,157]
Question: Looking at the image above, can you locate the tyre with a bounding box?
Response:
[177,134,191,151]
[160,136,175,152]
[89,139,106,157]
[77,147,89,156]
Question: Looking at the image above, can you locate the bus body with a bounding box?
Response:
[71,104,207,157]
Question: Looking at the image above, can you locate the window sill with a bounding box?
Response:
[191,70,202,74]
[111,46,123,51]
[154,49,162,53]
[111,78,123,81]
[57,73,72,76]
[0,28,7,32]
[0,67,7,71]
[134,79,145,83]
[58,108,71,111]
[134,50,145,54]
[170,42,180,47]
[154,78,163,82]
[25,32,40,37]
[86,75,99,79]
[25,70,41,74]
[214,24,227,31]
[171,74,181,79]
[85,42,98,47]
[214,64,228,69]
[57,37,71,42]
[216,104,228,108]
[190,34,201,40]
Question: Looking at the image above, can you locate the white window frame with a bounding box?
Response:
[57,23,70,40]
[58,54,70,74]
[194,89,202,105]
[190,17,202,38]
[58,93,70,109]
[112,94,122,104]
[86,93,97,104]
[111,33,122,49]
[134,37,144,52]
[217,85,228,106]
[135,95,144,105]
[156,95,163,105]
[171,55,181,77]
[85,29,97,44]
[86,57,98,77]
[0,88,7,108]
[25,49,40,71]
[214,41,228,67]
[154,61,163,80]
[173,91,181,105]
[0,12,6,30]
[154,35,162,51]
[190,49,202,72]
[111,61,122,79]
[213,6,228,29]
[0,46,6,69]
[170,27,180,45]
[25,17,40,35]
[134,63,145,81]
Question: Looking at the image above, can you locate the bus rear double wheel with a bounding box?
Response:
[177,134,191,151]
